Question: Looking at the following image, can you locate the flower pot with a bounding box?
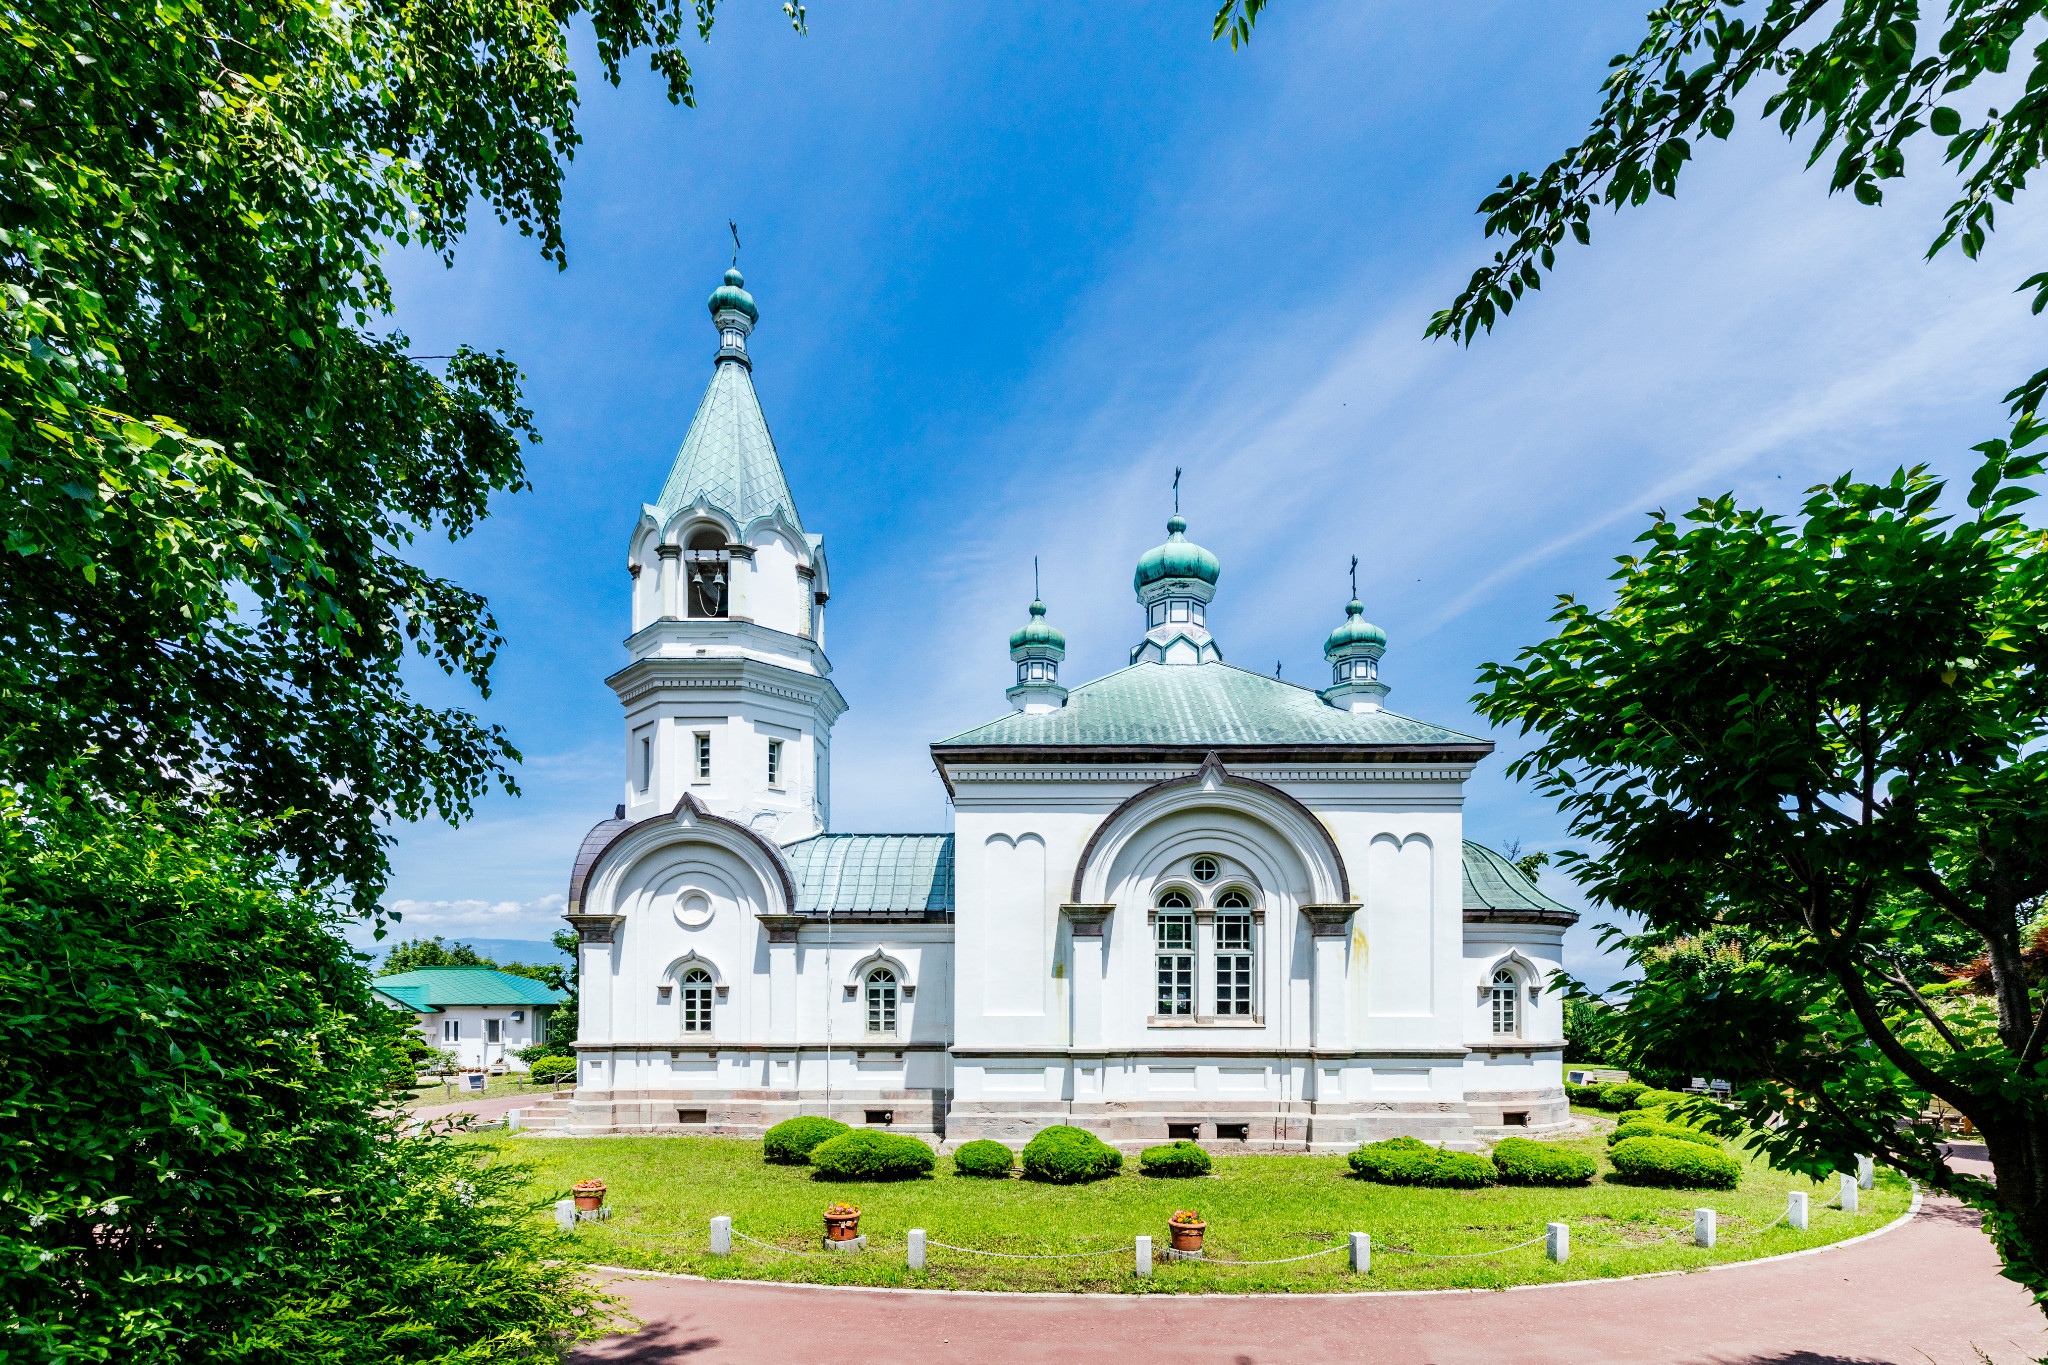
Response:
[1168,1221,1206,1254]
[823,1212,861,1242]
[572,1183,606,1212]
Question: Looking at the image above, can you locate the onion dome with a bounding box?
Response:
[1324,599,1387,655]
[1133,514,1221,592]
[1009,598,1065,653]
[707,267,758,322]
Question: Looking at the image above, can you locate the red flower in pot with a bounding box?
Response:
[572,1179,607,1213]
[1167,1209,1206,1254]
[823,1202,862,1242]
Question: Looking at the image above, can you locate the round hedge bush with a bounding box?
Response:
[1608,1121,1721,1150]
[1020,1125,1123,1184]
[1139,1140,1213,1177]
[1564,1081,1606,1108]
[1596,1081,1649,1110]
[1632,1088,1696,1110]
[763,1115,851,1164]
[808,1129,937,1181]
[952,1139,1015,1178]
[1347,1136,1496,1188]
[526,1055,576,1085]
[1491,1137,1596,1186]
[1608,1135,1741,1189]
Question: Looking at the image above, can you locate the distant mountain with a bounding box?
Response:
[376,937,572,970]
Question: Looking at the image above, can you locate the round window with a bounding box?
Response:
[1191,856,1219,883]
[676,891,714,927]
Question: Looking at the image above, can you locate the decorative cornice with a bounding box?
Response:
[564,914,626,944]
[1301,903,1362,937]
[757,913,804,943]
[1059,903,1114,937]
[948,1046,1472,1060]
[1464,908,1579,927]
[946,764,1474,783]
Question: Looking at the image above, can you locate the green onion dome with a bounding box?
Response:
[1133,514,1221,592]
[1324,599,1387,654]
[1009,599,1065,653]
[707,267,758,322]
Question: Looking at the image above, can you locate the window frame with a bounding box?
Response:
[442,1019,459,1043]
[767,738,783,789]
[1154,898,1195,1016]
[865,967,899,1035]
[680,967,714,1034]
[1490,968,1520,1037]
[693,731,712,782]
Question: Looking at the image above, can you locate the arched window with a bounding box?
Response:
[1155,891,1194,1016]
[680,968,713,1034]
[685,528,730,618]
[1215,890,1255,1016]
[866,967,898,1034]
[1491,968,1519,1036]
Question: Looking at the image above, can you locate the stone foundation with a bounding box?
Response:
[942,1097,1481,1153]
[564,1086,948,1136]
[1463,1085,1570,1136]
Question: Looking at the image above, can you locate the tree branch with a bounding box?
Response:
[1832,957,1977,1113]
[1876,957,1967,1054]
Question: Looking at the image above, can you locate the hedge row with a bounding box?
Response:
[952,1139,1015,1178]
[1491,1137,1595,1186]
[1139,1140,1212,1177]
[1347,1137,1496,1188]
[1022,1125,1123,1183]
[810,1130,937,1181]
[1609,1135,1742,1189]
[763,1116,850,1164]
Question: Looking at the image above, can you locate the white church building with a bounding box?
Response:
[557,270,1577,1151]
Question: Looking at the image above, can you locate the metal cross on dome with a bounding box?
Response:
[1350,554,1358,599]
[729,220,741,265]
[1172,466,1182,515]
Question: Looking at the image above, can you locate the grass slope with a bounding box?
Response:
[466,1129,1911,1294]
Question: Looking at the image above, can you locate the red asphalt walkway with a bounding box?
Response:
[571,1147,2042,1365]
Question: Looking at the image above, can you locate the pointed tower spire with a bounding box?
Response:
[1323,572,1389,712]
[1131,503,1222,666]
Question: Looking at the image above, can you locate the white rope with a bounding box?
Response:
[925,1239,1134,1260]
[1379,1232,1548,1259]
[1167,1243,1349,1266]
[729,1227,861,1259]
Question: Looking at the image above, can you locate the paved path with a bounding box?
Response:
[406,1091,562,1125]
[571,1147,2041,1364]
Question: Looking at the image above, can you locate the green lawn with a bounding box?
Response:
[460,1129,1911,1294]
[404,1074,566,1108]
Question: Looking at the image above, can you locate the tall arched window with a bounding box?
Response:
[1490,968,1519,1036]
[866,967,898,1034]
[1215,890,1255,1016]
[680,968,714,1034]
[1155,891,1194,1016]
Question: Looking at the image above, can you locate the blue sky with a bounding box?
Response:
[363,3,2048,988]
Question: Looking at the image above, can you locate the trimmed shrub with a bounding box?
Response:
[1608,1135,1742,1189]
[1139,1141,1213,1177]
[952,1139,1015,1178]
[1596,1081,1649,1110]
[1021,1125,1123,1184]
[808,1129,937,1181]
[525,1055,576,1086]
[1564,1081,1606,1108]
[1347,1136,1497,1188]
[763,1115,850,1165]
[1491,1137,1596,1186]
[1632,1088,1695,1110]
[1607,1121,1720,1150]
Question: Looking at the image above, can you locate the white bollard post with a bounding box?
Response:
[1840,1173,1859,1214]
[908,1228,926,1271]
[1135,1235,1152,1278]
[1857,1154,1874,1190]
[709,1215,731,1255]
[1348,1232,1370,1273]
[1693,1208,1716,1249]
[1547,1222,1569,1263]
[506,1110,522,1133]
[554,1199,575,1233]
[1788,1190,1809,1231]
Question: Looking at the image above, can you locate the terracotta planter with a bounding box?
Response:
[823,1212,861,1242]
[573,1184,606,1213]
[1168,1221,1206,1254]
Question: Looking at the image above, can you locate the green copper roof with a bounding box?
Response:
[1134,515,1220,591]
[935,661,1486,748]
[708,267,758,322]
[1325,599,1387,654]
[653,347,804,531]
[1009,599,1066,653]
[783,833,955,915]
[373,966,567,1008]
[1461,840,1578,917]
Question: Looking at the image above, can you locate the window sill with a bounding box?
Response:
[1147,1015,1266,1028]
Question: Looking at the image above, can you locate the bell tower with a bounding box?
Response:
[608,270,846,842]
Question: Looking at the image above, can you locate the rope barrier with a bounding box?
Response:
[925,1240,1134,1260]
[1165,1243,1350,1266]
[1378,1232,1549,1259]
[729,1227,860,1259]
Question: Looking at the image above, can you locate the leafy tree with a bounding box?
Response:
[497,958,570,993]
[1563,997,1623,1067]
[1475,453,2048,1310]
[3,0,801,913]
[548,925,583,1045]
[378,935,495,974]
[0,781,621,1360]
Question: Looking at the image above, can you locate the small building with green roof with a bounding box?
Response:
[373,966,567,1073]
[553,269,1576,1149]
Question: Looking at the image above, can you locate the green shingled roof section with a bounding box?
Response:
[934,662,1486,748]
[1461,840,1578,916]
[372,966,567,1008]
[654,359,804,531]
[373,983,439,1012]
[782,833,955,914]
